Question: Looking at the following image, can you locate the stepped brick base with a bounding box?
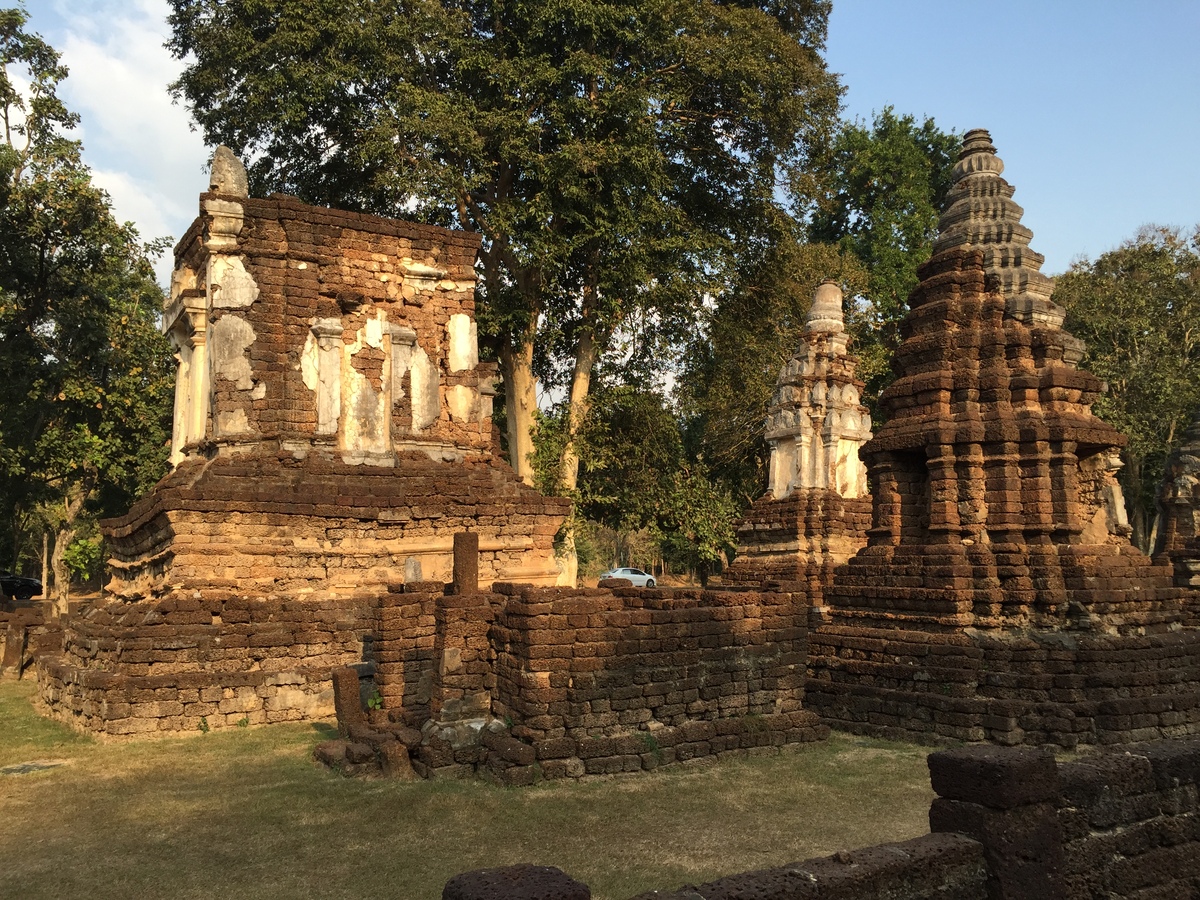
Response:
[808,624,1200,747]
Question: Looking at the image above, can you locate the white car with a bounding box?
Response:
[598,567,656,588]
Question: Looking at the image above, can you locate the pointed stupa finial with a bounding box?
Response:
[804,279,844,334]
[932,129,1067,337]
[209,146,249,198]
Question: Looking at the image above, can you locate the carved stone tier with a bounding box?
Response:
[823,247,1186,634]
[102,450,569,600]
[724,490,871,592]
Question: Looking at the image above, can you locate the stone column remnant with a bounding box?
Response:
[331,666,368,738]
[452,531,480,595]
[928,745,1067,899]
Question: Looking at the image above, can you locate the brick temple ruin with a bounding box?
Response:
[723,279,873,592]
[22,131,1200,779]
[32,151,829,771]
[800,130,1200,745]
[37,149,570,733]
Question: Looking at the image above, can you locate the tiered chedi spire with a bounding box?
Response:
[933,129,1079,359]
[765,280,873,500]
[816,130,1186,633]
[724,281,873,589]
[804,130,1199,749]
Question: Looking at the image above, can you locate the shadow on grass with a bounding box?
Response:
[310,722,339,740]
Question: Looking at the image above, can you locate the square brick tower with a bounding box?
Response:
[37,149,568,734]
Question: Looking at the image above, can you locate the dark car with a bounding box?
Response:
[0,569,42,601]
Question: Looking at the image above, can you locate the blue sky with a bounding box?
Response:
[827,0,1200,273]
[22,0,1200,283]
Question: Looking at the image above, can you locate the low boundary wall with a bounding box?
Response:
[447,738,1200,899]
[322,580,828,782]
[37,591,376,734]
[808,624,1200,747]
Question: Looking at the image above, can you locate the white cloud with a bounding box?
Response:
[35,1,210,286]
[91,167,195,285]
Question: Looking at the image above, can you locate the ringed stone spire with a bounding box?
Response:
[933,129,1069,341]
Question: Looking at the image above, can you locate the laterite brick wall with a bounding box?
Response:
[37,591,375,734]
[371,582,828,782]
[808,624,1200,746]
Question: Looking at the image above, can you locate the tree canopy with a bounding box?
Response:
[0,8,173,602]
[809,107,959,405]
[167,0,842,582]
[166,0,841,471]
[1055,224,1200,552]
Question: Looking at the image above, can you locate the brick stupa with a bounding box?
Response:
[724,280,872,593]
[808,130,1200,746]
[38,149,568,733]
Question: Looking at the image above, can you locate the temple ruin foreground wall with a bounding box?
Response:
[447,739,1200,899]
[324,582,827,782]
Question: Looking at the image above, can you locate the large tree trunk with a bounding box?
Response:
[50,525,74,616]
[499,334,538,486]
[50,485,89,616]
[560,327,598,494]
[555,325,601,588]
[1120,455,1150,554]
[40,531,49,600]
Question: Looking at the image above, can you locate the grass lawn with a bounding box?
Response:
[0,679,935,899]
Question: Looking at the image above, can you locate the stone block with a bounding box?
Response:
[379,741,416,780]
[442,865,590,900]
[928,745,1060,809]
[313,739,348,766]
[345,742,375,765]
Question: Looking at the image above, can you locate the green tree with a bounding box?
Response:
[1055,225,1200,552]
[658,461,738,587]
[165,1,842,557]
[534,383,684,532]
[0,9,174,607]
[809,108,958,403]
